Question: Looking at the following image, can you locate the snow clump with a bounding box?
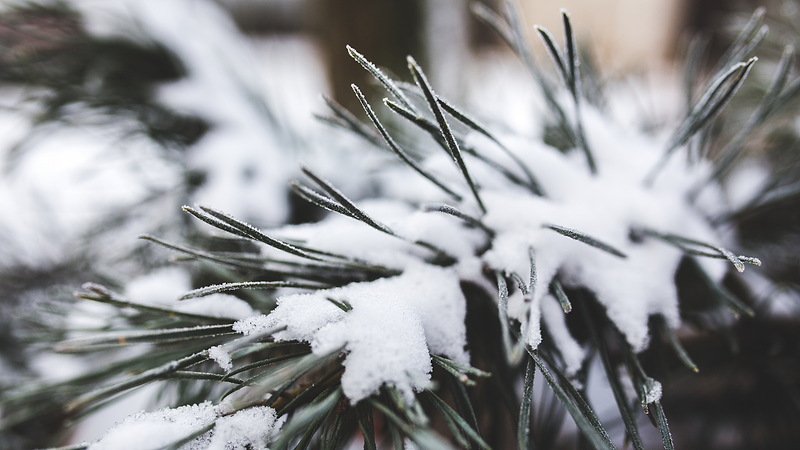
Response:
[87,401,277,450]
[208,346,233,372]
[234,262,468,403]
[478,106,728,354]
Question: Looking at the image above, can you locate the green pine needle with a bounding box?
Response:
[352,84,463,201]
[346,46,418,114]
[407,55,487,214]
[543,223,627,258]
[179,281,327,300]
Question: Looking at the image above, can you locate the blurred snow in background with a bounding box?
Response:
[0,0,697,267]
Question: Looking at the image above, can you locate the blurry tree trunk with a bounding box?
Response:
[316,0,424,114]
[422,0,469,99]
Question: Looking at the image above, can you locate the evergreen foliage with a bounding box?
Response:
[1,1,800,450]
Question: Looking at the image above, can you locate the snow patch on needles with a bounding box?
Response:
[207,406,277,450]
[645,379,664,404]
[208,346,233,372]
[88,402,277,450]
[88,402,215,450]
[480,106,727,352]
[238,98,734,389]
[540,294,585,375]
[234,262,468,403]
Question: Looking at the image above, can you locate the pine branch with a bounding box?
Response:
[646,57,757,185]
[638,228,760,272]
[543,224,627,258]
[437,97,545,195]
[351,84,464,201]
[407,56,487,214]
[347,46,418,114]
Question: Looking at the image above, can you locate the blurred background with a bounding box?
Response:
[0,0,781,256]
[213,0,763,103]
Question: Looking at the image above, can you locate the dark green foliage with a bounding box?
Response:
[0,0,208,169]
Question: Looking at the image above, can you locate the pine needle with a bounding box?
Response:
[527,349,616,450]
[495,272,524,364]
[76,282,233,324]
[543,223,627,258]
[427,390,491,450]
[535,26,568,90]
[580,297,645,450]
[346,46,418,114]
[549,278,572,313]
[300,165,394,234]
[184,206,327,262]
[470,2,515,49]
[646,57,757,185]
[705,45,795,184]
[422,203,494,236]
[179,281,327,300]
[319,94,384,148]
[55,324,235,353]
[65,351,209,413]
[407,56,487,214]
[369,398,456,450]
[655,316,699,373]
[518,356,535,450]
[535,11,598,174]
[639,228,760,272]
[351,84,463,201]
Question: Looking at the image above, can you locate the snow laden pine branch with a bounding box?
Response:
[3,5,785,450]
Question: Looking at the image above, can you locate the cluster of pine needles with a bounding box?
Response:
[2,1,800,450]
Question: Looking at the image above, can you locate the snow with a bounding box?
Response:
[392,209,487,261]
[125,267,192,306]
[72,0,308,227]
[540,294,585,375]
[87,402,277,450]
[208,346,233,372]
[235,71,742,400]
[0,123,179,266]
[234,314,299,337]
[234,262,468,403]
[70,384,161,445]
[207,406,277,450]
[88,402,217,450]
[0,0,773,445]
[477,105,728,352]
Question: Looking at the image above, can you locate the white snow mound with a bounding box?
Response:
[88,402,277,450]
[234,262,468,403]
